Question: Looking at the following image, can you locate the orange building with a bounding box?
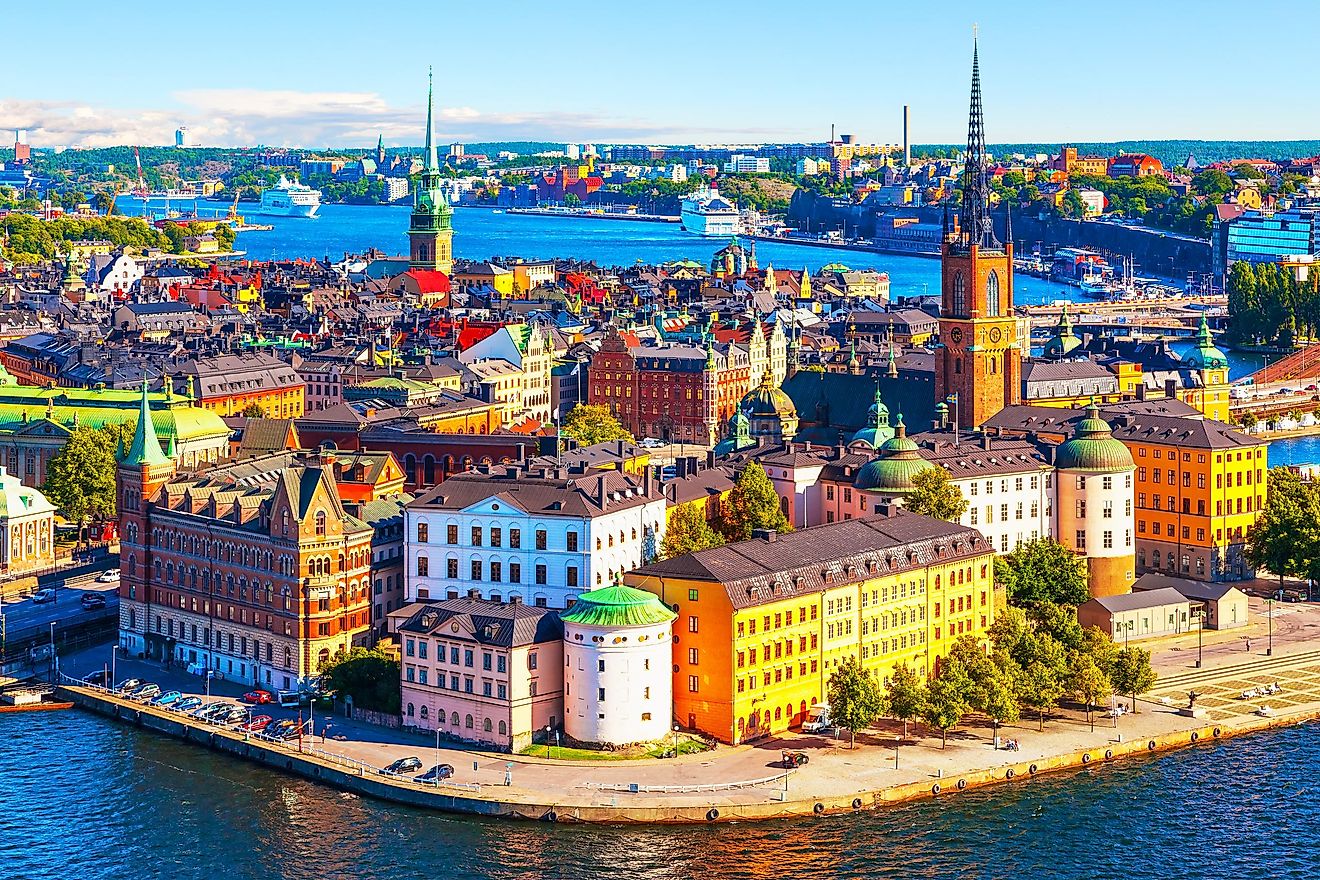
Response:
[627,509,997,743]
[173,353,306,419]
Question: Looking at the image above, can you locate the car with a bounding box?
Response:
[1281,590,1304,603]
[80,593,107,610]
[1307,385,1319,392]
[150,691,182,707]
[781,750,810,768]
[242,689,274,705]
[174,696,203,713]
[217,706,250,724]
[639,437,666,449]
[381,757,423,775]
[134,684,161,701]
[267,719,303,740]
[96,569,121,583]
[414,764,455,783]
[82,670,112,686]
[192,701,228,719]
[240,714,273,732]
[115,678,142,694]
[30,588,55,604]
[277,690,307,707]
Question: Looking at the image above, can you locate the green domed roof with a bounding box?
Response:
[741,371,797,419]
[1182,313,1229,371]
[715,411,755,456]
[1056,404,1134,473]
[1043,304,1083,357]
[560,584,676,628]
[854,414,934,493]
[851,384,894,448]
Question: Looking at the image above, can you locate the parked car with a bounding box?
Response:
[192,701,228,719]
[174,696,203,713]
[150,691,183,707]
[134,684,162,701]
[381,757,423,775]
[240,715,273,732]
[242,689,274,705]
[115,678,142,693]
[277,690,307,707]
[268,719,303,740]
[30,588,55,604]
[217,706,249,724]
[639,437,666,449]
[414,764,455,783]
[781,750,810,768]
[80,593,107,610]
[96,569,121,583]
[82,670,112,686]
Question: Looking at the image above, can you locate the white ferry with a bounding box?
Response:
[256,176,321,218]
[680,183,741,236]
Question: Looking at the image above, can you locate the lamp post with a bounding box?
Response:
[1268,591,1276,656]
[49,621,56,683]
[111,644,120,691]
[545,724,553,759]
[435,724,441,778]
[1194,609,1204,668]
[672,723,680,759]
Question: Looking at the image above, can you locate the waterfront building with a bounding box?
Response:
[0,465,55,575]
[392,596,563,751]
[628,507,997,743]
[117,427,376,689]
[560,583,676,747]
[405,462,667,610]
[935,43,1022,430]
[1077,588,1192,641]
[1217,206,1319,280]
[1108,153,1164,178]
[408,70,455,276]
[349,494,411,642]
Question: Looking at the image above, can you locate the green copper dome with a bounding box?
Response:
[741,371,797,419]
[561,584,676,629]
[854,414,934,493]
[1182,313,1229,371]
[851,384,894,448]
[1043,304,1083,357]
[1055,404,1134,473]
[715,410,755,456]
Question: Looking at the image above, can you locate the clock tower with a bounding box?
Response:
[408,68,454,275]
[936,38,1021,429]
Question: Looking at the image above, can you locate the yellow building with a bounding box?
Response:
[627,509,997,743]
[454,262,515,299]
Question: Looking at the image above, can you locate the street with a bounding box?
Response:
[1,577,119,644]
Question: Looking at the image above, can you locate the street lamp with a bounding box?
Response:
[673,723,680,759]
[1268,591,1277,656]
[1194,609,1204,669]
[435,724,441,779]
[545,724,553,759]
[49,621,56,683]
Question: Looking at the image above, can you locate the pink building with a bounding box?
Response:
[391,594,563,752]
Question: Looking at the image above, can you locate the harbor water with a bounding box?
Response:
[1,709,1315,880]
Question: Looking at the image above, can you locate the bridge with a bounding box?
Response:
[1020,295,1227,339]
[1241,344,1320,387]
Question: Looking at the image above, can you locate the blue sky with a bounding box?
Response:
[4,0,1316,148]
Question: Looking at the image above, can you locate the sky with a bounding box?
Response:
[3,0,1317,150]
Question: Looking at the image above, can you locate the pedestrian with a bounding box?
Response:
[1246,638,1251,652]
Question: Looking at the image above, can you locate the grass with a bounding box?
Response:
[517,736,713,762]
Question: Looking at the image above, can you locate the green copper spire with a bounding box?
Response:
[424,66,439,172]
[409,66,454,272]
[125,379,169,467]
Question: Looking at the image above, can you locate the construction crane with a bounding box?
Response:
[133,147,147,197]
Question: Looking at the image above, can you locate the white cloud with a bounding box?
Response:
[0,90,766,148]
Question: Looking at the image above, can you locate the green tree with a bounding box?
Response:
[922,660,972,749]
[827,655,887,748]
[1068,652,1112,731]
[213,224,236,252]
[995,537,1090,607]
[1246,467,1320,587]
[948,634,1021,727]
[1110,646,1157,714]
[563,193,581,207]
[560,404,633,446]
[718,461,791,542]
[318,646,401,714]
[160,221,186,253]
[660,502,725,559]
[1013,631,1069,730]
[904,468,969,522]
[241,402,266,418]
[1060,189,1087,218]
[42,424,124,539]
[886,662,926,739]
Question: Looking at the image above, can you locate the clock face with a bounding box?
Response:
[989,327,1003,344]
[949,327,964,344]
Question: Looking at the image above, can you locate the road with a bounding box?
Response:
[1,577,119,643]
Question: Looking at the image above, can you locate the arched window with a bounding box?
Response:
[952,271,967,316]
[407,703,415,717]
[483,718,492,732]
[465,714,474,729]
[954,358,962,375]
[420,705,428,720]
[451,712,460,727]
[314,511,327,536]
[498,720,507,736]
[986,270,1001,317]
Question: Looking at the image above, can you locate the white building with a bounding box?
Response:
[564,144,581,160]
[724,155,771,174]
[1077,188,1106,217]
[0,465,56,575]
[456,323,554,423]
[406,463,667,610]
[560,583,675,746]
[796,157,821,176]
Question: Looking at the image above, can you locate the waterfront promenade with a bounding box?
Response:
[53,592,1320,824]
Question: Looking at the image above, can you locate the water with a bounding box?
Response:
[1,710,1315,879]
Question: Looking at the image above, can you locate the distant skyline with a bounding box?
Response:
[4,0,1316,149]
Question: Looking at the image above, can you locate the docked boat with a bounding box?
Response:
[256,176,321,218]
[680,183,741,236]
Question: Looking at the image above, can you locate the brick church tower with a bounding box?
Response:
[935,39,1021,429]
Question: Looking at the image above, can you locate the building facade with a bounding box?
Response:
[0,465,56,575]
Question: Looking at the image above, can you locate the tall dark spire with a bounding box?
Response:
[958,35,999,250]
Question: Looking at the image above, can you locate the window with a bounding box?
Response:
[1102,476,1113,490]
[1103,530,1113,549]
[1076,529,1087,551]
[416,555,429,577]
[416,522,428,543]
[952,271,967,316]
[528,652,538,670]
[986,270,1000,317]
[688,616,699,633]
[688,675,699,693]
[510,528,521,549]
[314,510,326,536]
[447,524,458,545]
[447,558,458,579]
[490,561,502,582]
[471,526,482,547]
[688,647,699,665]
[1103,500,1113,519]
[566,532,578,552]
[535,564,547,585]
[510,562,521,583]
[470,560,482,581]
[567,565,579,588]
[535,529,547,550]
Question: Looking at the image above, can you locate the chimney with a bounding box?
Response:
[616,439,626,457]
[1165,379,1177,399]
[706,450,716,468]
[596,474,608,505]
[982,434,992,451]
[752,528,777,542]
[508,595,521,606]
[467,588,480,599]
[1136,383,1147,401]
[875,502,898,518]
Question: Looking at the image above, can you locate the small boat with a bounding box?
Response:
[491,209,504,214]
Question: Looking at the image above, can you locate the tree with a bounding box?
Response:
[904,468,968,522]
[214,224,236,252]
[161,221,186,253]
[1068,652,1112,731]
[1110,646,1157,714]
[886,662,926,739]
[922,660,971,748]
[995,538,1090,608]
[559,404,633,446]
[827,655,887,748]
[660,502,725,559]
[1246,467,1320,588]
[948,634,1021,728]
[1014,631,1069,730]
[241,402,266,418]
[718,461,790,542]
[318,646,401,714]
[42,424,124,538]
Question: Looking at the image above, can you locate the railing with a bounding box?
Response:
[582,770,793,794]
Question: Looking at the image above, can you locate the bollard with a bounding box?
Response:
[936,768,943,779]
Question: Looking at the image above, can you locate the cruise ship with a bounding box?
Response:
[256,176,321,218]
[680,183,741,236]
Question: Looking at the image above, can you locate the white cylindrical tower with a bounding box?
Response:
[1055,404,1136,597]
[560,583,675,747]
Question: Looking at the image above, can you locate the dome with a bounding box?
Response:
[714,411,754,456]
[560,583,676,628]
[0,465,56,520]
[741,371,797,419]
[1182,313,1229,371]
[1055,404,1134,473]
[853,415,934,493]
[851,385,894,447]
[1043,304,1083,357]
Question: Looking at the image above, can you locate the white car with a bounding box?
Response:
[639,437,666,449]
[97,569,120,583]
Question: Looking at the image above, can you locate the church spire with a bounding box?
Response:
[124,379,169,467]
[424,66,439,172]
[959,32,999,251]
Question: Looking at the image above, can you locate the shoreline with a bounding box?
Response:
[56,683,1320,824]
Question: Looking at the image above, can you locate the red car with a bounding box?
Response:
[240,714,272,732]
[241,689,274,704]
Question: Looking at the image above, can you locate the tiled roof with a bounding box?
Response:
[394,598,562,648]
